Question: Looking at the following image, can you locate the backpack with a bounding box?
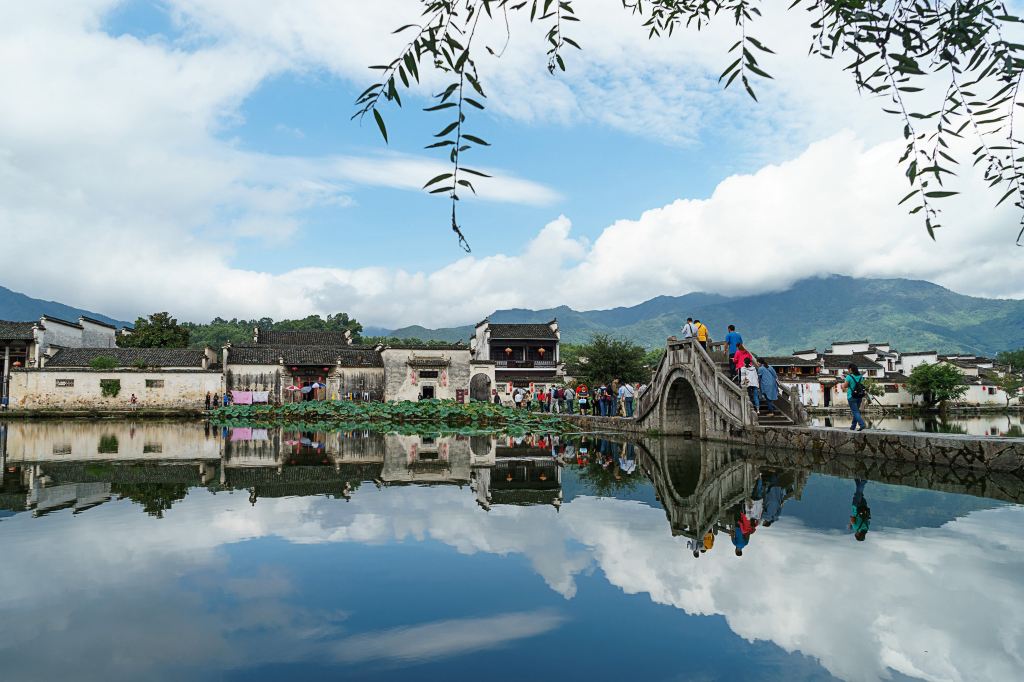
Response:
[851,375,867,400]
[855,499,871,523]
[555,388,564,400]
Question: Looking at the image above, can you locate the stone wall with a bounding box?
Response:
[9,369,222,409]
[381,349,472,402]
[756,426,1024,473]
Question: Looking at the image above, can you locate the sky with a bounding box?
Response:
[0,0,1021,328]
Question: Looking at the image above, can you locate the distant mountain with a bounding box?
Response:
[371,276,1024,356]
[0,284,130,328]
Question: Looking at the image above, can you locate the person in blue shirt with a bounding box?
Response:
[724,325,743,364]
[849,479,870,541]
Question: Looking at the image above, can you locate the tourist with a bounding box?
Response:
[849,479,871,541]
[223,392,230,407]
[732,343,753,378]
[212,392,220,408]
[538,389,548,413]
[577,384,589,414]
[513,390,523,410]
[551,385,562,413]
[598,383,609,417]
[842,363,868,431]
[680,317,698,339]
[694,319,709,350]
[205,391,212,410]
[732,508,752,556]
[129,393,138,410]
[757,360,780,415]
[492,389,502,406]
[564,386,575,413]
[740,357,760,412]
[703,528,715,553]
[622,381,636,417]
[725,324,743,366]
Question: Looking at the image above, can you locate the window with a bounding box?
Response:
[55,379,74,388]
[143,443,163,454]
[419,370,439,379]
[52,444,72,455]
[145,379,165,388]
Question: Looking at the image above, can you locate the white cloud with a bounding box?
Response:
[0,1,1020,329]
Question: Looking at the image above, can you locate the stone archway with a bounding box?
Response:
[469,373,492,402]
[662,373,703,437]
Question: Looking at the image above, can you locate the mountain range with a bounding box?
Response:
[0,285,128,328]
[3,276,1022,356]
[364,276,1024,356]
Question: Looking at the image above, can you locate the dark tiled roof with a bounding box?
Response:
[46,348,206,368]
[758,355,820,367]
[0,321,36,340]
[78,316,117,329]
[256,330,351,346]
[883,372,909,383]
[488,323,557,340]
[831,339,869,345]
[229,345,382,367]
[383,343,468,350]
[900,350,938,356]
[821,353,883,370]
[791,348,816,355]
[40,315,83,329]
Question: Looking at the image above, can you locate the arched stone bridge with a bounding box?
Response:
[635,338,760,440]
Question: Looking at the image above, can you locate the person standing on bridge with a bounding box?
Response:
[757,360,780,415]
[694,319,709,350]
[681,317,698,340]
[732,344,754,380]
[842,363,868,431]
[740,357,761,412]
[621,380,636,417]
[725,324,743,366]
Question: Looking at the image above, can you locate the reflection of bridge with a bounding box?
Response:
[636,438,808,539]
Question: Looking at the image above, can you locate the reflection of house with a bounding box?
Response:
[471,320,565,400]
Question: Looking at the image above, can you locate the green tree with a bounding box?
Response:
[568,333,648,385]
[906,362,968,408]
[119,312,190,348]
[363,1,1024,249]
[995,372,1024,406]
[996,348,1024,370]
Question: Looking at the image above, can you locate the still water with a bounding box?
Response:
[813,412,1024,437]
[1,420,1022,682]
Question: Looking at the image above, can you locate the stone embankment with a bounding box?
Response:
[756,426,1024,473]
[0,409,208,420]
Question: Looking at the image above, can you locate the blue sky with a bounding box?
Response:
[0,0,1019,327]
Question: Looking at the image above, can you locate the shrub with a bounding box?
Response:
[89,355,118,370]
[100,379,121,398]
[132,358,148,370]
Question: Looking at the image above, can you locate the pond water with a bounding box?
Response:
[2,420,1023,682]
[812,412,1024,437]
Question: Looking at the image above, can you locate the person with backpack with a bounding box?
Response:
[551,386,563,413]
[680,317,698,340]
[724,324,743,366]
[739,357,760,412]
[849,478,871,541]
[843,363,868,431]
[564,386,575,413]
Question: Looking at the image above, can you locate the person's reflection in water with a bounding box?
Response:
[618,442,636,476]
[760,470,795,527]
[849,478,871,541]
[732,505,753,556]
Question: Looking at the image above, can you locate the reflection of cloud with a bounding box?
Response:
[331,610,565,664]
[1,485,1023,681]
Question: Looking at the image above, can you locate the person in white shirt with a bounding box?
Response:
[739,357,761,412]
[680,317,698,339]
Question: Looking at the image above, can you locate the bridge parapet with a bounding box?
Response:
[637,338,756,440]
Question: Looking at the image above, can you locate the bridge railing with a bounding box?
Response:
[635,338,754,430]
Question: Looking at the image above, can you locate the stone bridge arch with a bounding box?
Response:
[636,339,756,441]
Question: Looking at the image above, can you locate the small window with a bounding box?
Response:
[143,443,163,454]
[55,379,74,388]
[145,379,165,389]
[52,444,72,455]
[419,370,439,379]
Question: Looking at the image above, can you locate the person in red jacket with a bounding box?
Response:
[732,344,754,378]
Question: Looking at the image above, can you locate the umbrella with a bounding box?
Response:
[285,385,301,391]
[310,382,325,389]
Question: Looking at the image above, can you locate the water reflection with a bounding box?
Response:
[816,412,1024,436]
[2,420,1024,682]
